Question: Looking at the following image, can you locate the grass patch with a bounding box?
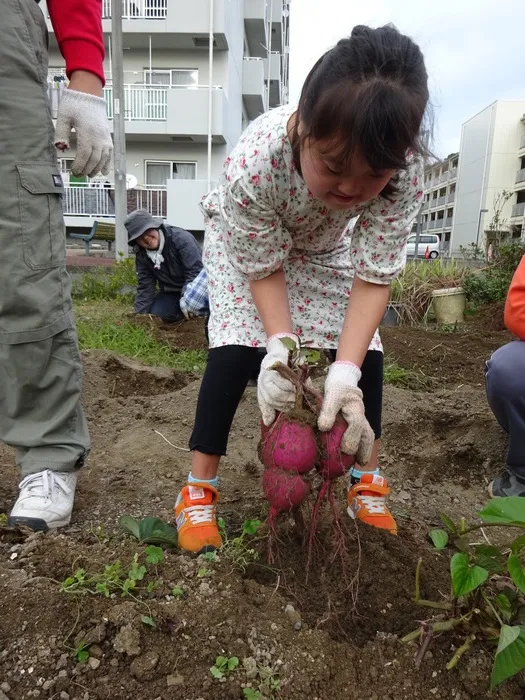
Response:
[383,355,431,390]
[74,300,207,372]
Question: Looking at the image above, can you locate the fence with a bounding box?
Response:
[102,0,168,19]
[63,185,167,219]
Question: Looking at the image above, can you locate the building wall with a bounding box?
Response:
[451,103,495,252]
[451,101,525,253]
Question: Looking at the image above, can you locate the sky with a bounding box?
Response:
[288,0,525,159]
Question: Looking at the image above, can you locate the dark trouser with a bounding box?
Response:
[486,341,525,477]
[150,292,183,323]
[190,348,383,456]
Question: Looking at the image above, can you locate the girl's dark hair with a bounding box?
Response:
[291,25,430,196]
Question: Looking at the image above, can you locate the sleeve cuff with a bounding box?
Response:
[62,39,105,86]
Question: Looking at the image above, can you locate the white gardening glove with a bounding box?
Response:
[55,89,113,178]
[318,361,375,465]
[257,333,299,427]
[179,297,190,320]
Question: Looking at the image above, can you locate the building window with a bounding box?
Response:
[144,69,198,87]
[145,161,197,186]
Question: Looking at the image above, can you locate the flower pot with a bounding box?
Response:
[431,287,466,325]
[381,303,401,327]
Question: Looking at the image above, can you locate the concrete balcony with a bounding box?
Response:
[520,134,525,152]
[268,0,284,53]
[265,52,282,107]
[103,85,228,142]
[244,0,268,58]
[435,219,444,229]
[166,179,216,231]
[445,216,453,228]
[447,192,456,203]
[44,0,230,51]
[437,195,446,206]
[439,173,448,183]
[428,220,437,230]
[243,58,265,120]
[516,168,525,185]
[449,167,458,180]
[512,203,525,218]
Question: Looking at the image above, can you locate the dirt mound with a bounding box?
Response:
[1,527,522,700]
[381,324,510,387]
[131,313,208,351]
[0,340,518,699]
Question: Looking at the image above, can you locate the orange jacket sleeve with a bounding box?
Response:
[504,254,525,340]
[47,0,105,85]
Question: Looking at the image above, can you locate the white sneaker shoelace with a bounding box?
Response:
[184,504,215,525]
[358,495,387,515]
[19,470,73,500]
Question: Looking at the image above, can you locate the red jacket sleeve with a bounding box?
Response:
[504,254,525,340]
[47,0,105,85]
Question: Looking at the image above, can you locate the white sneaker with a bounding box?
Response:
[8,470,78,531]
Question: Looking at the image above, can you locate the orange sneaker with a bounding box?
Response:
[347,474,397,535]
[174,483,222,554]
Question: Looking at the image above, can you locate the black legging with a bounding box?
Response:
[189,347,383,456]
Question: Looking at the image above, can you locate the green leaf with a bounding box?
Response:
[119,516,178,546]
[227,657,239,671]
[300,349,321,365]
[511,534,525,555]
[74,568,86,582]
[491,626,525,688]
[171,586,184,598]
[145,545,165,565]
[428,529,448,550]
[450,552,489,597]
[508,555,525,594]
[141,615,156,628]
[496,594,513,622]
[118,515,141,540]
[204,551,217,562]
[473,544,506,574]
[242,519,262,536]
[95,582,110,597]
[197,568,210,578]
[478,498,525,526]
[210,666,223,679]
[76,649,89,663]
[497,624,520,654]
[440,513,458,535]
[243,689,261,700]
[279,337,297,352]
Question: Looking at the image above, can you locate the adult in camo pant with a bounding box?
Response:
[2,0,112,530]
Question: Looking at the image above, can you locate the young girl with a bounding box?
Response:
[174,25,428,553]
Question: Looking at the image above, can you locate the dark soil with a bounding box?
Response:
[0,321,522,700]
[382,321,510,387]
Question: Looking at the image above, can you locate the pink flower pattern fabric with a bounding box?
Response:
[200,105,423,350]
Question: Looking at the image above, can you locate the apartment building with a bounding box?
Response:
[420,153,458,256]
[40,0,290,233]
[451,100,525,254]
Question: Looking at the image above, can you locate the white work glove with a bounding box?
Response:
[55,89,113,177]
[257,333,299,427]
[179,297,190,320]
[318,361,375,465]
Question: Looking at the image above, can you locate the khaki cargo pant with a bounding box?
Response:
[0,0,90,476]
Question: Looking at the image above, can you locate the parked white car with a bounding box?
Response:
[406,234,441,259]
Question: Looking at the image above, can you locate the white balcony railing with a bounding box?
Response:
[516,168,525,184]
[62,184,167,219]
[520,135,525,150]
[512,203,525,218]
[445,216,453,227]
[102,0,168,19]
[447,192,456,203]
[103,85,168,121]
[449,167,457,179]
[428,220,436,229]
[48,82,222,123]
